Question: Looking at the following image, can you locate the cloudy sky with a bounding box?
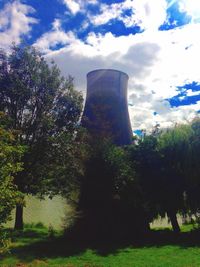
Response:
[1,0,200,132]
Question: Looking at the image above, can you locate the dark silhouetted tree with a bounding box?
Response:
[127,124,193,233]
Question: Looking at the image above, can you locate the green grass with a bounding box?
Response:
[1,224,200,267]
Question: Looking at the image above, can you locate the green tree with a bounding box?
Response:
[184,118,200,218]
[0,121,24,226]
[106,143,149,236]
[157,124,192,232]
[74,136,148,241]
[0,113,24,254]
[0,45,83,229]
[127,134,162,228]
[76,138,116,239]
[127,125,193,233]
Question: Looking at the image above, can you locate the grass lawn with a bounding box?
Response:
[1,224,200,267]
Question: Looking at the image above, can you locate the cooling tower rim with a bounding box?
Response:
[87,69,129,79]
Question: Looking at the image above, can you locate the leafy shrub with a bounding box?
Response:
[0,229,11,255]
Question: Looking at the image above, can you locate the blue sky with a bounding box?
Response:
[0,0,200,131]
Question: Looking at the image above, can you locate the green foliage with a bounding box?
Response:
[78,138,116,212]
[74,136,149,239]
[158,124,193,176]
[125,126,183,231]
[127,120,200,232]
[0,45,83,196]
[0,120,24,225]
[0,230,11,255]
[0,44,84,229]
[0,116,25,254]
[41,129,88,199]
[127,134,162,220]
[157,121,200,219]
[105,144,141,208]
[184,118,200,214]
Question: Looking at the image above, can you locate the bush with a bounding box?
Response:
[0,229,11,255]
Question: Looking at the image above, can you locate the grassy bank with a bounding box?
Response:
[1,224,200,267]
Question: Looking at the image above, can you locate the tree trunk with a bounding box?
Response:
[14,204,24,230]
[167,210,180,233]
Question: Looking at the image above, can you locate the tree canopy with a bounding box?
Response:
[0,45,84,229]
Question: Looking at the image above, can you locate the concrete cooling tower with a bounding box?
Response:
[82,69,132,145]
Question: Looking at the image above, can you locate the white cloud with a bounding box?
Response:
[62,0,167,31]
[89,2,122,26]
[123,0,167,30]
[186,90,200,97]
[62,0,97,15]
[0,0,38,49]
[63,0,81,15]
[34,19,76,53]
[178,0,200,22]
[89,0,167,31]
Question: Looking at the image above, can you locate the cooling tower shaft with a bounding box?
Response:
[82,69,132,145]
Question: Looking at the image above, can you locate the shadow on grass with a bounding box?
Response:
[7,227,200,263]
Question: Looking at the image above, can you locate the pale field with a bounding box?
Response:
[6,196,71,229]
[6,196,184,229]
